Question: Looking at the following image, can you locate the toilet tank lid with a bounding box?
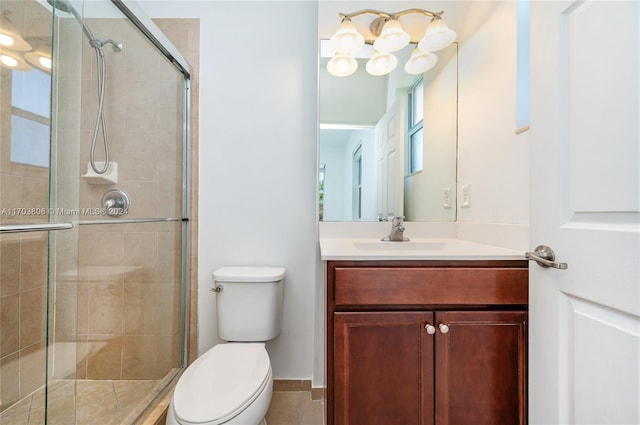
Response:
[213,266,285,282]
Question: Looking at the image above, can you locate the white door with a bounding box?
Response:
[529,1,640,424]
[375,101,405,219]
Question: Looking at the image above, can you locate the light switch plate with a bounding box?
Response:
[461,184,471,207]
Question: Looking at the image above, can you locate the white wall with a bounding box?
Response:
[456,1,530,225]
[136,1,319,381]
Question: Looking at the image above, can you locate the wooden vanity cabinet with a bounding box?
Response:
[326,260,529,425]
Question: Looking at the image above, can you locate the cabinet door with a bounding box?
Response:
[435,311,527,425]
[334,312,435,425]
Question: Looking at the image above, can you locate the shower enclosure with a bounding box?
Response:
[0,0,190,423]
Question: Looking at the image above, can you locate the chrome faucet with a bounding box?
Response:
[381,216,409,241]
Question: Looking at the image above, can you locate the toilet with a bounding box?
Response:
[167,266,285,425]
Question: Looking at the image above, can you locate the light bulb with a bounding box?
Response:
[373,19,410,53]
[366,50,397,76]
[39,56,52,70]
[330,19,365,54]
[25,43,53,73]
[1,54,17,67]
[418,18,457,52]
[0,33,14,47]
[404,48,438,74]
[327,52,358,77]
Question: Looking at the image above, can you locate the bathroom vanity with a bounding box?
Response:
[321,234,528,425]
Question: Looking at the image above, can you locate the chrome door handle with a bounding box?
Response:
[525,245,568,270]
[439,323,449,334]
[425,324,436,335]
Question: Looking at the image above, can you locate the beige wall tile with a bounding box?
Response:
[87,232,124,283]
[19,286,46,349]
[19,238,47,291]
[76,284,89,335]
[86,336,122,380]
[122,335,158,380]
[157,231,180,284]
[75,335,88,380]
[0,352,20,410]
[54,283,78,335]
[88,283,123,334]
[0,241,20,296]
[19,340,46,399]
[120,129,159,181]
[123,233,158,283]
[156,333,181,376]
[123,283,158,335]
[1,293,19,356]
[157,283,181,336]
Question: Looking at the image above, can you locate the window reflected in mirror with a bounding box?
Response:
[9,68,51,167]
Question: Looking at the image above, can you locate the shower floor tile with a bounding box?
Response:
[0,378,166,425]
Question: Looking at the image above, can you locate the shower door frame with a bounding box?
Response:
[109,0,193,369]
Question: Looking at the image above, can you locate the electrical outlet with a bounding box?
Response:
[461,184,471,207]
[443,188,451,208]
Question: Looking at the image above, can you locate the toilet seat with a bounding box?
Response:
[172,343,271,425]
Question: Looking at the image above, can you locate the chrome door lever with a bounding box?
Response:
[525,245,568,270]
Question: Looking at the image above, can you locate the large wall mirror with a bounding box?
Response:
[318,1,458,222]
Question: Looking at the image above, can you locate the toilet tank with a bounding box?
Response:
[213,266,285,342]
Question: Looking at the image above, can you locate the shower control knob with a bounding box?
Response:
[101,189,130,217]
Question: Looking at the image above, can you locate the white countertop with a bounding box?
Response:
[319,237,526,261]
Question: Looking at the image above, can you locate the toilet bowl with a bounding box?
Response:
[167,343,273,425]
[167,267,285,425]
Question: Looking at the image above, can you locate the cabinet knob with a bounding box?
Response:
[439,323,450,334]
[425,324,436,334]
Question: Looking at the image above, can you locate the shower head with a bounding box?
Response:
[46,0,123,52]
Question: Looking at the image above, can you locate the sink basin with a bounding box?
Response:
[353,241,450,251]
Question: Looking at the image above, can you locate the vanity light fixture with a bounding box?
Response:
[327,8,456,77]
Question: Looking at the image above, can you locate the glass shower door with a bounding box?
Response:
[0,0,57,422]
[1,0,189,423]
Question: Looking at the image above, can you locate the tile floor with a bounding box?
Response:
[0,383,325,425]
[265,391,325,425]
